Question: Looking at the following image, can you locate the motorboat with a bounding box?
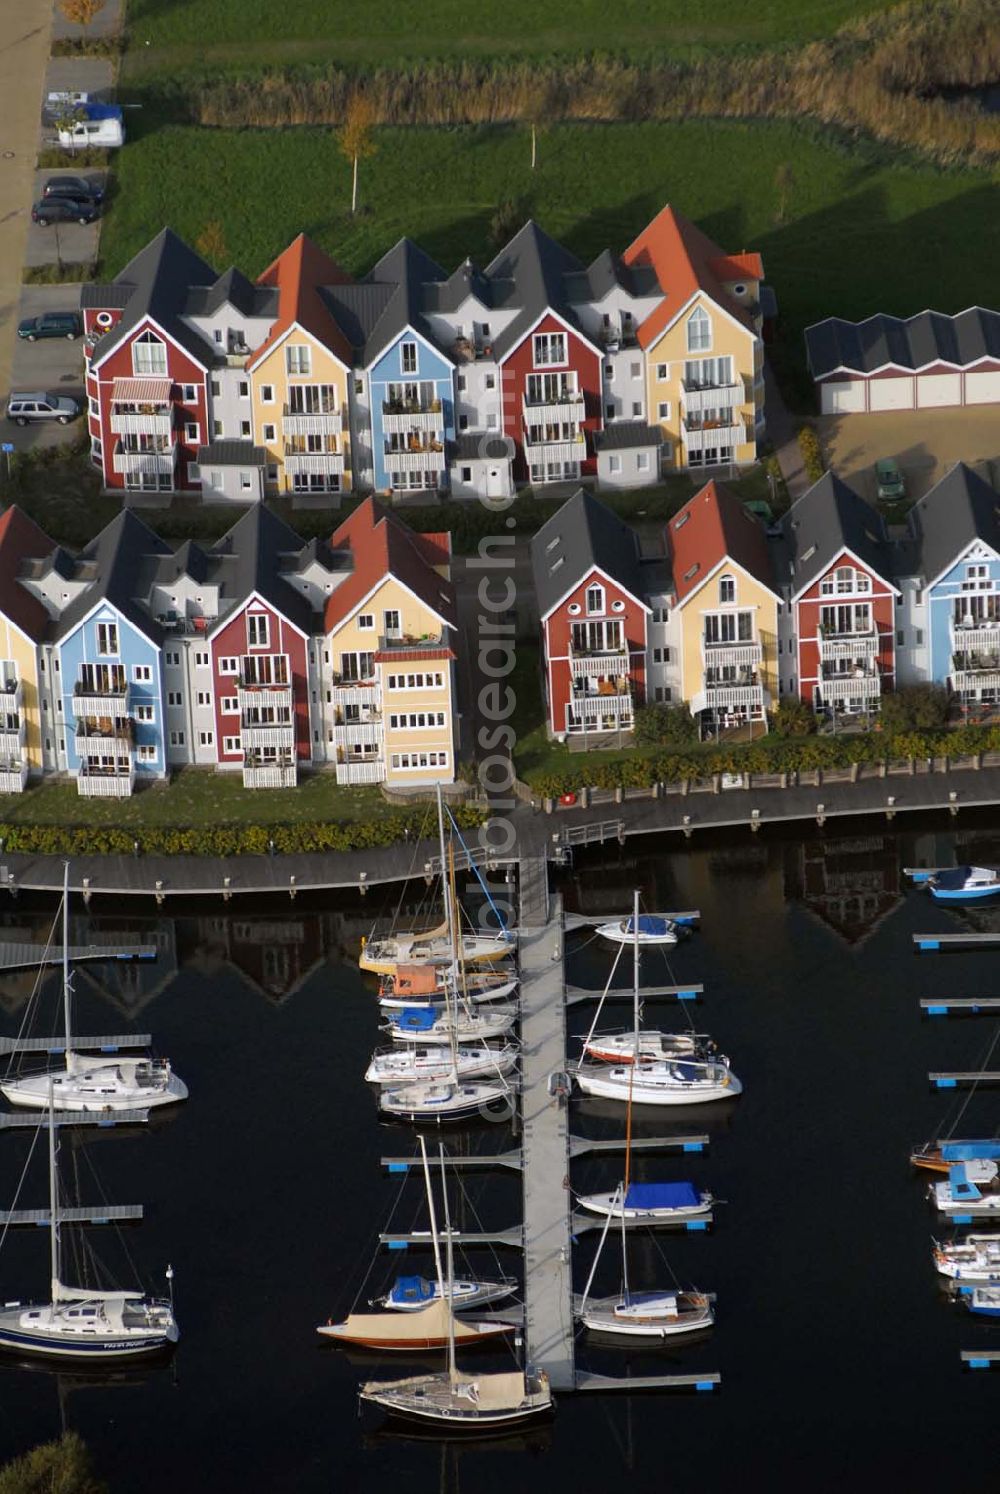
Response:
[575,1057,740,1106]
[374,1275,517,1313]
[933,1234,1000,1283]
[575,1180,712,1223]
[382,1003,518,1045]
[378,965,518,1011]
[595,915,682,947]
[365,1043,517,1087]
[379,1078,513,1123]
[582,1030,716,1065]
[360,1367,552,1428]
[930,1160,1000,1217]
[927,865,1000,902]
[578,1288,714,1340]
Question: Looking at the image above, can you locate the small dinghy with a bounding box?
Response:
[576,1180,712,1223]
[927,865,1000,902]
[934,1234,1000,1283]
[383,1003,518,1045]
[930,1160,1000,1217]
[595,915,681,947]
[374,1275,517,1313]
[582,1030,715,1065]
[961,1286,1000,1318]
[365,1043,518,1087]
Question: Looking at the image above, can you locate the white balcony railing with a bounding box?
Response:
[681,382,745,415]
[382,408,443,434]
[77,765,135,798]
[73,684,129,716]
[240,723,294,751]
[243,761,297,789]
[570,689,633,720]
[681,421,749,454]
[818,674,882,703]
[283,452,345,476]
[333,722,384,749]
[76,732,131,758]
[281,412,342,437]
[523,434,586,466]
[702,639,762,669]
[111,444,176,475]
[237,682,292,710]
[951,622,1000,654]
[331,681,381,709]
[818,630,879,661]
[110,411,172,437]
[0,677,22,707]
[384,449,447,474]
[568,648,630,678]
[704,684,765,710]
[521,393,585,424]
[0,763,27,793]
[952,670,1000,694]
[335,759,386,785]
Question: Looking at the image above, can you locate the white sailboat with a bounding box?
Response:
[581,1030,717,1065]
[382,1002,518,1045]
[365,1042,518,1087]
[933,1234,1000,1283]
[378,965,519,1012]
[0,1092,178,1361]
[595,915,682,946]
[930,1160,1000,1217]
[374,1275,518,1313]
[0,865,187,1114]
[360,1143,552,1429]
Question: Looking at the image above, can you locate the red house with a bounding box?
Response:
[486,224,602,485]
[530,490,649,743]
[782,473,898,720]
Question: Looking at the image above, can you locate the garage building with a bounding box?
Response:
[804,308,1000,416]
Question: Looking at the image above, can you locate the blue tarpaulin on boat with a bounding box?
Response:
[398,1007,437,1031]
[624,1181,700,1209]
[82,103,122,121]
[932,866,973,890]
[674,1062,702,1081]
[943,1142,1000,1161]
[625,916,673,936]
[390,1276,434,1303]
[949,1164,982,1201]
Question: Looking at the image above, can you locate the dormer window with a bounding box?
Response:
[719,574,735,605]
[585,584,605,615]
[686,307,711,353]
[133,330,167,376]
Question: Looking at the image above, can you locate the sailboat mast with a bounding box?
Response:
[620,1169,630,1305]
[439,1144,457,1384]
[419,1134,446,1302]
[62,861,71,1060]
[436,783,454,957]
[48,1083,60,1302]
[580,1182,618,1313]
[632,888,640,1056]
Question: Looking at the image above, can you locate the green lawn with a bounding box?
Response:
[0,770,385,828]
[123,0,895,74]
[98,116,1000,410]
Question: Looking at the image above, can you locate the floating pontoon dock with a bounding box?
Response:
[921,998,1000,1016]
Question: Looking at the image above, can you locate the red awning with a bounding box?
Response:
[111,377,172,403]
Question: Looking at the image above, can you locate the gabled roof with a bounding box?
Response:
[805,308,1000,379]
[0,508,56,642]
[424,257,495,316]
[207,504,323,636]
[354,238,448,365]
[668,481,777,605]
[323,499,457,634]
[781,473,896,597]
[622,205,759,349]
[530,489,647,620]
[251,233,354,368]
[57,509,175,644]
[906,463,1000,588]
[563,248,660,304]
[87,228,219,369]
[184,265,276,321]
[484,221,593,361]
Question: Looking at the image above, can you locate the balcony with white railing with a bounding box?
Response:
[77,763,135,798]
[385,449,446,475]
[568,640,630,677]
[701,637,763,669]
[681,382,745,416]
[951,621,1000,654]
[522,392,585,424]
[681,420,750,454]
[240,721,294,751]
[110,409,173,438]
[75,723,132,758]
[0,673,22,709]
[523,431,586,466]
[331,679,381,709]
[333,721,384,750]
[570,686,633,721]
[0,762,27,793]
[243,756,297,790]
[112,442,176,476]
[73,680,129,717]
[281,409,344,437]
[382,404,444,435]
[335,758,386,785]
[952,670,1000,694]
[817,672,882,704]
[283,451,345,476]
[703,679,765,712]
[818,628,879,662]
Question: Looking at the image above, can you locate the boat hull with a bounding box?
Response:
[379,1083,513,1123]
[929,886,1000,902]
[365,1047,518,1087]
[317,1323,510,1351]
[0,1070,188,1112]
[576,1191,712,1222]
[575,1065,740,1106]
[580,1296,713,1339]
[377,1280,518,1312]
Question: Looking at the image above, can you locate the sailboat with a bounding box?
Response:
[360,1143,553,1430]
[581,1030,717,1065]
[929,1160,1000,1217]
[575,892,741,1108]
[365,1042,518,1087]
[927,866,1000,902]
[382,1002,518,1045]
[933,1234,1000,1283]
[0,1092,178,1360]
[911,1140,1000,1174]
[318,1138,511,1352]
[595,915,683,947]
[373,1274,518,1313]
[378,965,519,1012]
[0,865,187,1114]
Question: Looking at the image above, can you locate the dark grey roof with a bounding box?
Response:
[88,229,219,370]
[425,258,495,315]
[208,503,322,634]
[906,463,1000,586]
[184,265,277,320]
[358,238,448,365]
[197,440,266,466]
[485,221,590,362]
[319,282,395,353]
[781,473,895,595]
[530,489,648,618]
[564,249,658,303]
[452,433,511,461]
[80,283,132,310]
[594,422,663,452]
[805,308,1000,379]
[55,510,174,645]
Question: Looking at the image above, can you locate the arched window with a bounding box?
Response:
[686,307,711,353]
[820,565,871,596]
[132,329,167,376]
[719,574,735,605]
[585,584,605,615]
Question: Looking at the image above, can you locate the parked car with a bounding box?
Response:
[31,197,99,227]
[16,312,82,342]
[42,175,103,204]
[875,457,906,501]
[5,392,80,426]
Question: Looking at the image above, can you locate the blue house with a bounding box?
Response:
[54,512,170,796]
[903,464,1000,708]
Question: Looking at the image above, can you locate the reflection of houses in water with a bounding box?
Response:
[180,913,335,1004]
[0,911,59,1014]
[69,915,178,1019]
[784,833,901,945]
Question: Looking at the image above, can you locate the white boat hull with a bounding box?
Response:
[379,1079,512,1122]
[0,1299,177,1360]
[579,1292,713,1338]
[575,1060,740,1106]
[934,1236,1000,1281]
[384,1004,518,1044]
[576,1190,712,1221]
[1,1063,188,1112]
[365,1044,518,1086]
[376,1278,518,1312]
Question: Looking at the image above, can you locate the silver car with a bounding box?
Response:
[6,391,80,426]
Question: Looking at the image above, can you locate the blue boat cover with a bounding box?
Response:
[674,1062,702,1081]
[625,916,672,936]
[624,1181,700,1209]
[398,1007,437,1031]
[83,103,123,121]
[943,1142,1000,1161]
[390,1276,434,1303]
[933,866,973,890]
[949,1164,982,1201]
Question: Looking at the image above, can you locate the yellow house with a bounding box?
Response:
[667,480,780,739]
[249,234,354,499]
[323,500,458,787]
[623,205,766,473]
[0,507,56,787]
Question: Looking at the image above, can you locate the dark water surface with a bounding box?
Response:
[0,817,998,1490]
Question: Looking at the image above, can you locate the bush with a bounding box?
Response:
[768,697,815,737]
[633,703,699,748]
[879,683,949,733]
[23,262,96,285]
[797,426,824,483]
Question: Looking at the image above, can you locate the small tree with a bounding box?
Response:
[0,1431,106,1494]
[774,161,795,226]
[633,703,699,749]
[195,221,228,268]
[337,92,378,216]
[59,0,106,30]
[879,684,949,734]
[768,696,815,737]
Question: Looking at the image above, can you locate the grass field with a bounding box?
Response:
[123,0,895,73]
[98,115,1000,406]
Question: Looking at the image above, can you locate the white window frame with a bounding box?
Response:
[686,307,712,353]
[132,665,152,683]
[97,622,118,656]
[132,330,167,376]
[247,613,270,649]
[533,332,567,368]
[219,657,238,675]
[286,344,311,376]
[400,341,418,375]
[585,584,605,616]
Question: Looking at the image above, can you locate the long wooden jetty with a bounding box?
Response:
[921,998,1000,1016]
[929,1071,1000,1088]
[566,983,703,1006]
[914,932,1000,951]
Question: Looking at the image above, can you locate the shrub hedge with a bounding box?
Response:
[0,805,486,857]
[524,725,997,796]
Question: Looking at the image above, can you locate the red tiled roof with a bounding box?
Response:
[0,507,55,641]
[622,205,760,349]
[412,530,452,573]
[252,233,354,368]
[324,498,457,635]
[667,480,776,605]
[374,647,455,663]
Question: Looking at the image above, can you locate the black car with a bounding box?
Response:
[42,174,104,204]
[31,197,100,227]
